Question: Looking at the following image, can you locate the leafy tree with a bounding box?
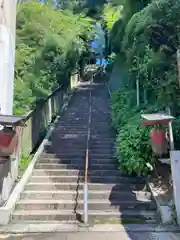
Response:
[14,2,93,114]
[109,0,180,175]
[56,0,86,13]
[102,3,122,31]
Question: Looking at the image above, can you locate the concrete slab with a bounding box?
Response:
[0,231,180,240]
[0,223,179,234]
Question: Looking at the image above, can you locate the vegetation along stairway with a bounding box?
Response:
[12,81,158,225]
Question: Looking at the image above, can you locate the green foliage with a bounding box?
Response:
[109,0,180,176]
[110,90,157,176]
[110,90,137,129]
[19,155,33,173]
[56,0,86,13]
[116,113,153,176]
[172,116,180,150]
[109,0,150,53]
[122,0,180,111]
[108,0,180,111]
[14,2,93,114]
[102,3,122,31]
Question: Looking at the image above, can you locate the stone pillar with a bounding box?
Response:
[170,150,180,225]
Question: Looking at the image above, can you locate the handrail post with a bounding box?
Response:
[84,88,91,225]
[84,176,88,224]
[84,148,89,224]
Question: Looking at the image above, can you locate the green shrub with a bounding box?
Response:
[19,155,33,174]
[172,116,180,150]
[110,90,138,130]
[108,0,180,176]
[110,90,163,176]
[116,113,153,176]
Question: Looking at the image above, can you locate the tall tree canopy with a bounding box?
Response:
[108,0,180,176]
[14,2,93,114]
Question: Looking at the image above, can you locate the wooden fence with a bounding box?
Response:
[21,72,79,157]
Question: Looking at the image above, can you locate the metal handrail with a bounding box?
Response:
[84,86,92,224]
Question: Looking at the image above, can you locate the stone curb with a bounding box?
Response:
[148,181,174,225]
[0,85,78,225]
[0,223,180,234]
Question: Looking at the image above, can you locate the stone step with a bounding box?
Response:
[54,134,115,140]
[39,156,116,164]
[30,175,84,183]
[33,169,81,175]
[46,143,115,149]
[45,143,116,150]
[44,147,115,155]
[89,149,115,154]
[42,152,85,157]
[58,125,111,130]
[32,169,144,179]
[59,119,111,123]
[59,121,111,125]
[32,169,84,177]
[25,183,147,191]
[37,162,116,171]
[45,141,115,147]
[91,143,115,147]
[58,133,87,138]
[61,121,110,124]
[56,125,88,129]
[92,134,114,138]
[38,160,85,166]
[59,118,89,122]
[56,125,112,130]
[56,131,113,136]
[57,126,88,130]
[43,148,85,155]
[30,175,145,184]
[91,137,116,141]
[34,166,121,173]
[33,168,144,179]
[41,153,116,159]
[46,142,86,147]
[49,139,115,145]
[21,190,152,201]
[50,135,87,140]
[9,222,163,233]
[12,209,157,223]
[15,199,156,211]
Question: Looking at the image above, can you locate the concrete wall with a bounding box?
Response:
[0,72,79,206]
[0,159,11,206]
[0,127,22,207]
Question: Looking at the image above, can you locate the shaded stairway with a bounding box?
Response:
[12,82,158,224]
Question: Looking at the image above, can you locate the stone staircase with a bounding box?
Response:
[11,82,158,225]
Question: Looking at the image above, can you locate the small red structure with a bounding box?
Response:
[141,113,174,156]
[150,128,168,155]
[0,115,26,157]
[151,129,166,145]
[0,128,16,147]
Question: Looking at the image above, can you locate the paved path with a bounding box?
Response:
[0,232,180,240]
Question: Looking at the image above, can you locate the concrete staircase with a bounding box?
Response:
[12,82,158,225]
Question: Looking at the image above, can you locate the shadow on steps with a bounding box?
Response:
[13,82,158,227]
